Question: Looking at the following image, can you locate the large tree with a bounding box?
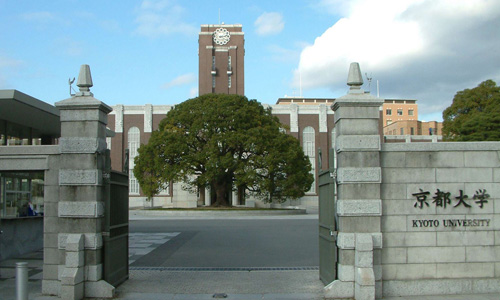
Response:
[443,79,500,141]
[133,93,313,207]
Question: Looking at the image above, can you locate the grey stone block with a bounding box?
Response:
[338,249,355,265]
[337,199,381,216]
[337,151,380,168]
[436,167,493,183]
[85,280,115,298]
[355,251,373,268]
[356,233,374,252]
[60,153,105,170]
[383,232,437,247]
[381,215,406,232]
[59,108,108,123]
[471,278,500,294]
[42,264,60,280]
[44,247,65,265]
[61,281,84,300]
[337,167,381,183]
[355,283,375,300]
[65,234,84,251]
[61,267,84,285]
[495,262,500,277]
[335,119,380,135]
[380,152,405,168]
[338,216,381,232]
[336,135,380,152]
[381,183,406,200]
[465,246,496,262]
[355,267,375,286]
[59,169,102,185]
[405,151,464,168]
[59,137,106,154]
[382,141,500,153]
[383,199,437,216]
[65,251,84,267]
[437,231,494,247]
[57,218,102,233]
[338,183,380,200]
[381,247,407,264]
[324,280,354,299]
[436,262,494,278]
[84,249,103,265]
[44,233,59,249]
[44,170,60,187]
[408,246,465,263]
[85,264,103,281]
[382,167,436,183]
[59,201,105,218]
[59,185,103,202]
[60,120,106,138]
[338,264,354,281]
[464,151,500,167]
[59,233,103,250]
[42,279,61,296]
[382,263,437,280]
[43,201,58,217]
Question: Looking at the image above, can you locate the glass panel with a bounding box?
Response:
[0,171,44,218]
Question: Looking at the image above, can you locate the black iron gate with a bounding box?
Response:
[318,148,337,285]
[103,169,129,287]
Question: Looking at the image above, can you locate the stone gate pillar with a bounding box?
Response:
[42,65,114,299]
[324,63,384,300]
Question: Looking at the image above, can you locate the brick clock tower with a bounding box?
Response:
[198,24,244,96]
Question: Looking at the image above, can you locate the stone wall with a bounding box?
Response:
[380,142,500,296]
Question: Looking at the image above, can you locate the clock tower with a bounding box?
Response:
[199,24,244,96]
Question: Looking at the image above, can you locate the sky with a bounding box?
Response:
[1,0,499,122]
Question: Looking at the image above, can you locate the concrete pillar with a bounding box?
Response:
[42,64,114,298]
[324,63,384,300]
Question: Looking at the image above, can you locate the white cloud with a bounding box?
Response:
[162,73,196,89]
[189,86,198,98]
[20,11,57,23]
[134,0,197,38]
[295,0,500,120]
[254,12,284,36]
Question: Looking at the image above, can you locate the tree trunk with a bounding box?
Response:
[212,181,230,207]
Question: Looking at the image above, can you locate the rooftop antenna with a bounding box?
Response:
[68,77,76,96]
[365,72,372,92]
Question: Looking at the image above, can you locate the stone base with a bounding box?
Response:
[42,279,60,296]
[85,280,115,298]
[324,280,354,299]
[61,282,84,300]
[383,278,500,297]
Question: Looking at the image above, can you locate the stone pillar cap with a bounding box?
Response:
[76,64,93,96]
[347,62,363,88]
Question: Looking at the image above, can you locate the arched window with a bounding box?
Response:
[128,127,140,194]
[303,126,316,193]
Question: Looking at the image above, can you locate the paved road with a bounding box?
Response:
[129,216,319,268]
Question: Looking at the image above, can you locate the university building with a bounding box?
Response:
[106,23,443,211]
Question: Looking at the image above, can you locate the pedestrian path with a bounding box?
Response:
[128,232,180,265]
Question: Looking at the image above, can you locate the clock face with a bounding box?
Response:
[213,28,230,45]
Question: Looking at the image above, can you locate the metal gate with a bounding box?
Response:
[318,148,337,285]
[103,168,129,287]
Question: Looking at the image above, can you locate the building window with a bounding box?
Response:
[212,76,216,88]
[128,127,140,194]
[408,109,414,116]
[228,56,231,70]
[400,128,404,135]
[129,172,139,195]
[158,182,170,195]
[386,109,392,115]
[228,76,231,88]
[410,127,415,135]
[303,126,316,193]
[397,109,403,116]
[0,171,44,218]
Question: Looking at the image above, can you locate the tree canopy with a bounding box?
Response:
[133,93,314,207]
[443,79,500,141]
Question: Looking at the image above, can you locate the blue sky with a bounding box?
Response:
[1,0,499,122]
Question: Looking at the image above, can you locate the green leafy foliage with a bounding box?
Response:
[133,94,313,206]
[443,80,500,141]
